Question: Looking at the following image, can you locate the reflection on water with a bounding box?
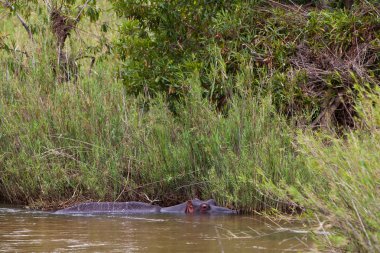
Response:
[0,205,314,252]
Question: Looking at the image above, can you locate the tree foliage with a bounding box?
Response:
[112,0,250,97]
[112,0,379,128]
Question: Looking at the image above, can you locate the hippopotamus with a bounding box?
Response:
[54,199,236,215]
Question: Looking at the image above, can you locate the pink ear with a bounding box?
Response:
[185,200,194,214]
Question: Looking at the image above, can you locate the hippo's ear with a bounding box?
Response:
[185,200,194,214]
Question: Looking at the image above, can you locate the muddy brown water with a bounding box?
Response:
[0,205,315,252]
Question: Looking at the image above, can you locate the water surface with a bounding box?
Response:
[0,205,314,252]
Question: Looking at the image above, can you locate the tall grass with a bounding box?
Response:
[0,36,301,210]
[0,52,126,204]
[292,88,380,252]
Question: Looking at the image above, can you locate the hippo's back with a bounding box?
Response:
[55,202,161,214]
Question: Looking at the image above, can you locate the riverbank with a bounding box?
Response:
[1,1,379,252]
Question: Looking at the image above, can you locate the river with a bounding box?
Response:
[0,205,314,252]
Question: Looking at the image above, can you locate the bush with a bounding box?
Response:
[113,0,380,128]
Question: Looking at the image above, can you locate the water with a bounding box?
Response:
[0,206,314,252]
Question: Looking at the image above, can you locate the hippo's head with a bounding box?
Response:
[184,199,236,215]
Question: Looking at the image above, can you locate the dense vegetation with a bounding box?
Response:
[0,0,379,251]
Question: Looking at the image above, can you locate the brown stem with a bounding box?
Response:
[311,94,342,129]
